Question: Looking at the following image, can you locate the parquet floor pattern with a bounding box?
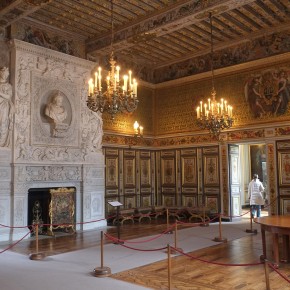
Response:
[5,218,290,290]
[111,235,290,290]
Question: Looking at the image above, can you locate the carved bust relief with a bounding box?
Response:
[44,90,70,137]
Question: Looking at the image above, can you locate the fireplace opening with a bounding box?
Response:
[28,187,76,236]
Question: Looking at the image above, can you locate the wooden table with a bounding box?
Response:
[254,216,290,267]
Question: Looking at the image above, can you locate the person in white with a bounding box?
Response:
[248,174,265,218]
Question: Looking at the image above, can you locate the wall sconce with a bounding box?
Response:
[127,121,144,149]
[133,121,143,138]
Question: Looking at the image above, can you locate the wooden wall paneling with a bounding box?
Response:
[139,150,153,207]
[197,148,203,206]
[202,146,220,213]
[176,149,181,206]
[160,150,177,205]
[276,140,290,214]
[156,151,161,205]
[180,148,198,207]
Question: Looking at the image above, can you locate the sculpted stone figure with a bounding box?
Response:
[0,67,14,147]
[45,92,67,124]
[45,91,68,137]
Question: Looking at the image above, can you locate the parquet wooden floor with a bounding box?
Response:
[111,235,290,290]
[4,217,290,290]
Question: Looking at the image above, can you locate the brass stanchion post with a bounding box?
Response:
[94,231,111,277]
[264,259,270,290]
[169,223,183,254]
[200,204,209,227]
[213,214,227,243]
[167,244,172,290]
[29,224,45,260]
[166,209,173,234]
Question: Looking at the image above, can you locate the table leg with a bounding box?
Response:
[281,234,290,263]
[273,233,279,268]
[260,228,267,261]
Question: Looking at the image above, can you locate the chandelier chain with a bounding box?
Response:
[195,12,233,138]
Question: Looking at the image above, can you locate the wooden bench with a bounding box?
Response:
[113,209,135,225]
[167,207,188,220]
[185,207,210,223]
[133,207,152,223]
[151,206,166,219]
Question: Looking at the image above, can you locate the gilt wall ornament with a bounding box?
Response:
[245,68,290,118]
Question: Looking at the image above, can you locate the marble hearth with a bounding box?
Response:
[0,40,106,242]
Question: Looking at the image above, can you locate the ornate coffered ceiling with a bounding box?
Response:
[0,0,289,81]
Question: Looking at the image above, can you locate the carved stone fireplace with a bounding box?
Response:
[0,40,106,242]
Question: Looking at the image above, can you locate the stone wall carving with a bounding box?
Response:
[0,66,14,147]
[11,39,103,163]
[0,40,106,242]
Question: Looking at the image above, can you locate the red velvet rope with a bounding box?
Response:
[269,262,290,283]
[172,246,263,267]
[0,230,32,254]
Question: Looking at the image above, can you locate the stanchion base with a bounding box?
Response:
[213,237,227,243]
[245,229,258,234]
[260,254,265,262]
[113,240,124,245]
[200,223,209,227]
[29,252,45,260]
[168,247,183,255]
[93,266,112,277]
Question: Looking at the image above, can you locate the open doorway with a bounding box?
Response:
[229,143,268,219]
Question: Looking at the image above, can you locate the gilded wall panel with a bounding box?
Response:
[155,63,290,136]
[102,85,154,135]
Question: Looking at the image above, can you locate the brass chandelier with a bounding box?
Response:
[196,13,233,137]
[87,0,138,120]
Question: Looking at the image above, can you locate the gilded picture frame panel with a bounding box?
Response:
[140,158,151,187]
[181,194,197,207]
[203,156,219,186]
[162,194,175,207]
[124,157,136,188]
[278,152,290,186]
[106,156,118,188]
[140,194,152,207]
[205,196,219,213]
[280,198,290,215]
[124,195,136,209]
[161,157,176,186]
[181,156,197,186]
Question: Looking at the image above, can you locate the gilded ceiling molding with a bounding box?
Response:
[87,0,252,54]
[23,0,51,6]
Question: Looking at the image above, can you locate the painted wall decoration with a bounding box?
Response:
[11,23,85,58]
[106,157,118,188]
[245,68,290,118]
[181,157,197,186]
[140,158,151,187]
[153,31,290,84]
[250,144,266,182]
[278,153,290,186]
[124,158,135,187]
[161,158,175,186]
[203,156,219,186]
